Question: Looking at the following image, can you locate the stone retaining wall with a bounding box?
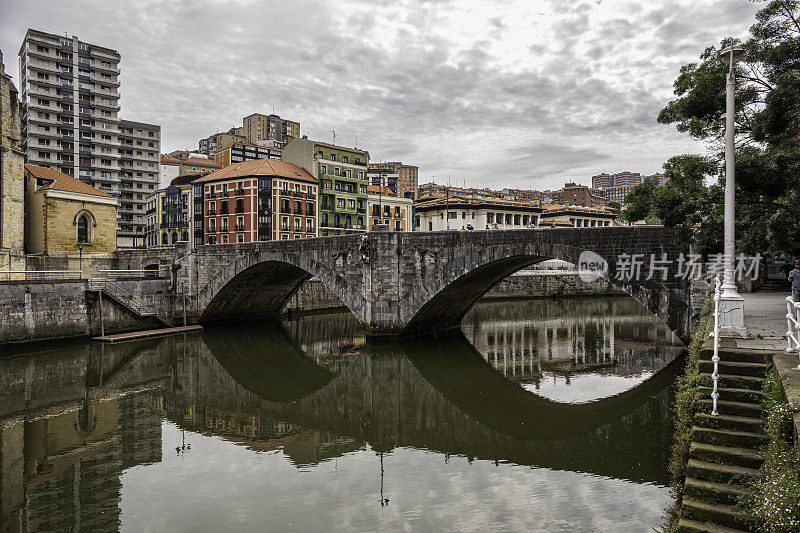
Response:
[0,278,169,345]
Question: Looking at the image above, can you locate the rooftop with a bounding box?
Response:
[25,164,113,198]
[193,158,316,184]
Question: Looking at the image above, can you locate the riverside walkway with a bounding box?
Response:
[678,291,796,533]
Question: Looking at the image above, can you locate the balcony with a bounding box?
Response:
[235,224,245,232]
[236,188,245,196]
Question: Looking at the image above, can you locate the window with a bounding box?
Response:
[343,156,348,163]
[77,214,89,243]
[346,169,352,178]
[321,165,327,175]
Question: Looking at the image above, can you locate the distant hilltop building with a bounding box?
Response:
[591,171,666,207]
[562,182,606,208]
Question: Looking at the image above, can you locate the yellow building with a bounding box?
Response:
[366,185,413,231]
[242,113,300,144]
[24,165,118,254]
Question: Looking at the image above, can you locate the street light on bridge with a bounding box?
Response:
[718,44,747,336]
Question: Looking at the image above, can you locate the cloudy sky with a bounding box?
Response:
[0,0,759,189]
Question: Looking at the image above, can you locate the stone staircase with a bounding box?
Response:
[677,349,767,533]
[87,279,170,327]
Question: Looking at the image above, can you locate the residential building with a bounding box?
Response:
[118,119,160,247]
[213,140,281,167]
[592,172,667,207]
[145,173,199,247]
[538,204,618,228]
[18,29,122,194]
[198,127,246,156]
[159,153,221,188]
[367,166,398,195]
[242,113,300,145]
[0,50,25,268]
[366,185,413,231]
[24,164,117,254]
[192,158,317,244]
[368,161,418,199]
[562,183,606,208]
[414,196,543,231]
[282,137,369,236]
[591,173,612,189]
[604,185,635,206]
[417,182,500,201]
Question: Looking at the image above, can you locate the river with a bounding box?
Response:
[0,296,685,532]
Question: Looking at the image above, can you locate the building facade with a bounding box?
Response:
[368,161,418,199]
[242,113,300,145]
[145,173,199,247]
[18,29,121,193]
[562,183,606,208]
[24,164,117,254]
[159,153,220,188]
[213,141,281,167]
[198,128,246,156]
[118,120,160,247]
[414,196,543,231]
[282,137,369,236]
[0,50,25,268]
[366,185,413,231]
[193,159,317,244]
[538,205,618,228]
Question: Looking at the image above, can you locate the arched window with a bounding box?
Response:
[181,231,189,242]
[77,215,89,243]
[171,232,178,244]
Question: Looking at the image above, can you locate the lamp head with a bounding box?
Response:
[719,45,745,66]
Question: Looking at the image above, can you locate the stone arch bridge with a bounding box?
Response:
[117,227,697,341]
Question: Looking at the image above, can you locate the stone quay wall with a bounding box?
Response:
[0,278,169,345]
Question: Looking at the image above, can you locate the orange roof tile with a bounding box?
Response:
[192,158,317,184]
[25,165,113,198]
[367,185,395,196]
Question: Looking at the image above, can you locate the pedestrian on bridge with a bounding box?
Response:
[789,260,800,300]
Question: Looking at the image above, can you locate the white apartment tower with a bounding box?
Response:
[19,29,121,192]
[118,120,160,247]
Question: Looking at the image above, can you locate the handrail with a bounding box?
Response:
[711,277,722,416]
[785,295,800,369]
[0,270,82,281]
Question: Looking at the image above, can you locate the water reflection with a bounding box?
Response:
[0,298,684,532]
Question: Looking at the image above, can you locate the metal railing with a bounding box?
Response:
[0,270,82,281]
[97,269,164,279]
[785,295,800,369]
[710,277,722,415]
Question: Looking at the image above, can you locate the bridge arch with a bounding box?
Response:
[197,241,367,325]
[395,230,689,341]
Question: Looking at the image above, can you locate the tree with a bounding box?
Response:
[654,0,800,255]
[606,200,621,212]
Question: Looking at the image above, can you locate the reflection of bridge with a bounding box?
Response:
[119,227,694,340]
[165,325,681,483]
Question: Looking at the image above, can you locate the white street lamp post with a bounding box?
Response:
[718,44,747,337]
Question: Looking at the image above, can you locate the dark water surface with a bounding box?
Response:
[0,297,685,532]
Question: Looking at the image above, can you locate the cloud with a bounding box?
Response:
[0,0,761,189]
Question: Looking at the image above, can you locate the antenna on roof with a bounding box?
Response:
[355,133,358,149]
[331,130,336,145]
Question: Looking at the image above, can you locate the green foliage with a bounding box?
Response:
[606,200,621,213]
[654,0,800,255]
[743,366,800,532]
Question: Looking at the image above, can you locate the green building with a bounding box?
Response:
[282,138,369,236]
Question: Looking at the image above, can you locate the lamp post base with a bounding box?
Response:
[718,294,748,338]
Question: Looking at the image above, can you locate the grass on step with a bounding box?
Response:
[741,365,800,532]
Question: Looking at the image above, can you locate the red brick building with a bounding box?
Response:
[193,159,317,244]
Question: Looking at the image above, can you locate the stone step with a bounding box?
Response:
[687,458,761,484]
[698,386,762,404]
[698,360,768,377]
[699,349,767,364]
[677,517,750,533]
[681,497,752,530]
[691,426,767,448]
[684,476,747,505]
[695,412,764,433]
[697,399,763,418]
[689,442,765,470]
[700,373,765,391]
